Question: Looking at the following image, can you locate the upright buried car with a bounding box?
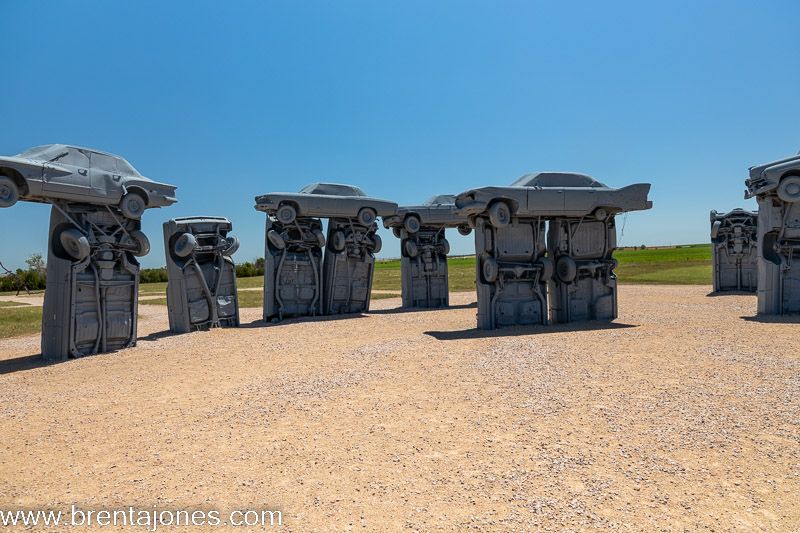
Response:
[746,152,800,314]
[0,144,176,219]
[255,183,397,319]
[456,172,652,329]
[383,195,471,308]
[710,208,758,293]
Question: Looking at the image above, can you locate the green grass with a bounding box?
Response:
[0,306,42,339]
[142,288,401,308]
[613,244,712,284]
[373,256,476,292]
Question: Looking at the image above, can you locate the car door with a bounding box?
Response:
[89,151,124,200]
[526,187,565,215]
[43,148,92,200]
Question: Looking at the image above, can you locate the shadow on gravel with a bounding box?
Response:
[240,312,367,329]
[139,329,182,341]
[0,353,58,375]
[425,321,638,340]
[706,291,757,297]
[368,302,478,315]
[741,314,800,324]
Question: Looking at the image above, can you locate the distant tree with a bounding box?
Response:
[640,244,647,250]
[25,253,46,275]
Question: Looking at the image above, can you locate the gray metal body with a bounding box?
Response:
[255,183,395,320]
[746,153,800,314]
[255,183,396,221]
[262,216,325,321]
[0,144,176,215]
[455,172,652,222]
[163,217,240,333]
[710,209,758,293]
[384,195,471,308]
[322,217,380,314]
[457,172,652,329]
[473,217,550,329]
[547,216,618,323]
[42,203,147,359]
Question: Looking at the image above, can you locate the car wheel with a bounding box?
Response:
[312,228,326,247]
[710,221,722,241]
[59,228,91,261]
[593,207,609,221]
[173,233,197,257]
[276,203,297,224]
[437,238,450,255]
[119,192,146,219]
[556,255,577,283]
[403,239,418,258]
[457,224,472,236]
[778,176,800,203]
[330,230,347,252]
[482,256,499,283]
[223,235,240,256]
[267,229,286,250]
[130,230,151,257]
[488,201,511,227]
[403,215,421,234]
[357,207,377,227]
[369,234,382,254]
[392,226,402,239]
[0,176,19,208]
[538,257,554,281]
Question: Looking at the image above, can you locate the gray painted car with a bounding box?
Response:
[710,208,757,293]
[0,144,177,219]
[383,194,471,237]
[745,152,800,201]
[255,182,397,227]
[455,172,652,226]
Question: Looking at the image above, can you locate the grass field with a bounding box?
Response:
[0,245,713,339]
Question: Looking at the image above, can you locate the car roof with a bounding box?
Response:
[299,182,367,196]
[510,172,607,188]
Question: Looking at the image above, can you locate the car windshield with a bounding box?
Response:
[424,195,455,206]
[299,183,366,196]
[17,145,63,160]
[511,172,605,188]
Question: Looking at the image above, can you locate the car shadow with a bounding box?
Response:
[240,312,367,328]
[367,301,478,315]
[138,329,182,341]
[706,291,757,297]
[425,321,638,340]
[740,314,800,324]
[0,353,61,375]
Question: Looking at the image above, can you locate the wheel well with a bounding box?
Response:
[126,186,150,205]
[489,198,518,215]
[781,171,800,181]
[279,200,300,214]
[0,167,29,195]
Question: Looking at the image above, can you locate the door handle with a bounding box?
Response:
[78,168,88,176]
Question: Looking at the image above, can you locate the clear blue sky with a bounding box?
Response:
[1,0,798,269]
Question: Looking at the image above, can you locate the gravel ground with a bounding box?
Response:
[0,285,798,531]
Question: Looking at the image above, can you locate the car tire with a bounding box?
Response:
[59,228,91,261]
[593,207,609,221]
[173,233,197,257]
[392,226,402,239]
[556,255,577,283]
[330,230,347,252]
[369,234,382,254]
[267,229,286,250]
[778,176,800,203]
[488,201,511,227]
[403,239,418,258]
[119,192,146,220]
[457,224,472,236]
[357,207,377,227]
[482,256,499,283]
[403,215,421,234]
[223,235,240,256]
[130,230,151,257]
[0,176,19,208]
[538,257,554,281]
[437,238,450,255]
[276,203,297,225]
[312,228,326,247]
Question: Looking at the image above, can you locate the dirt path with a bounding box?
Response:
[0,286,797,530]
